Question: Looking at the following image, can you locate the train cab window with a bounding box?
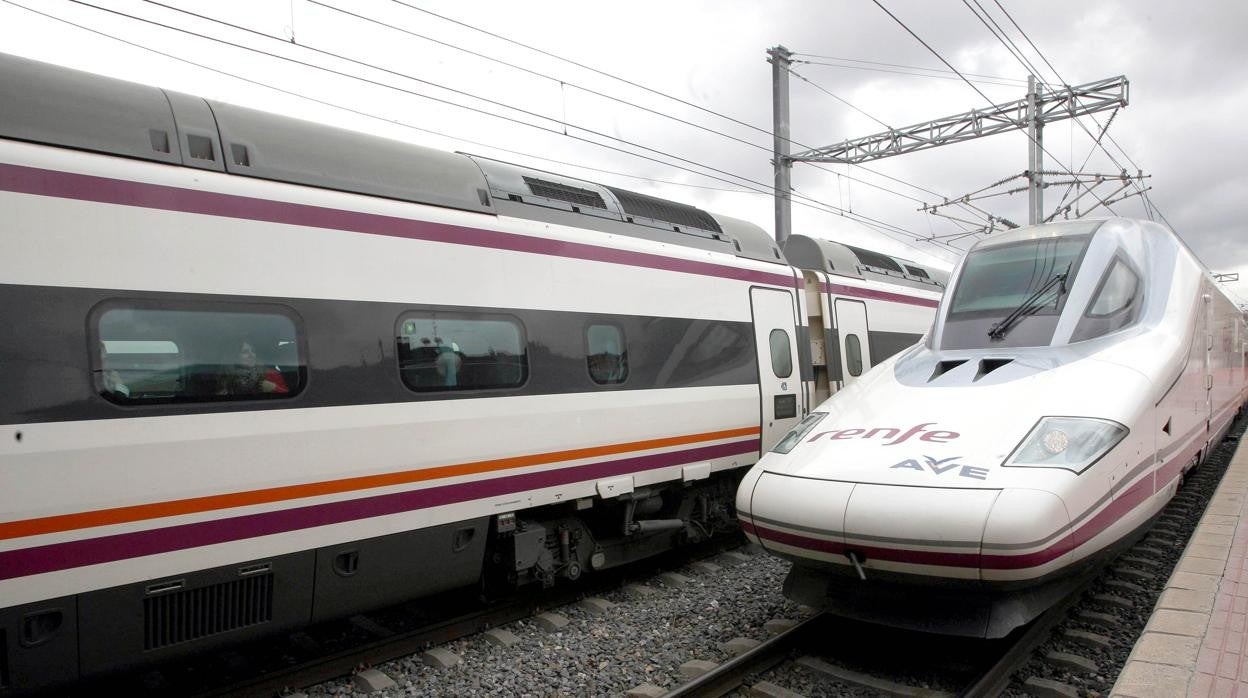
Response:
[94,306,304,404]
[587,324,628,385]
[1072,258,1142,342]
[1087,260,1139,317]
[397,313,527,392]
[845,334,863,376]
[768,329,793,378]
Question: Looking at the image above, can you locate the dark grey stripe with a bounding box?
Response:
[747,511,981,549]
[869,330,923,367]
[0,283,758,424]
[796,324,813,382]
[824,326,842,382]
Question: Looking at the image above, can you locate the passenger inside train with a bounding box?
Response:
[215,340,289,396]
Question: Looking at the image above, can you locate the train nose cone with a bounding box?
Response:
[840,483,997,578]
[742,474,1073,584]
[741,471,856,559]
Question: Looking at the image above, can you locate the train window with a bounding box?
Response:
[845,334,863,376]
[587,324,628,385]
[397,313,527,392]
[1087,260,1139,318]
[94,306,304,404]
[769,329,793,378]
[948,236,1089,317]
[1071,258,1142,342]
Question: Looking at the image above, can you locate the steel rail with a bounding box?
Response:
[659,613,827,698]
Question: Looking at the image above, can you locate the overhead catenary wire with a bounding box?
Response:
[789,52,1028,85]
[963,0,1048,82]
[150,0,967,257]
[6,0,961,262]
[70,1,834,215]
[786,64,996,232]
[870,0,1102,212]
[791,58,1025,88]
[985,0,1166,227]
[380,0,976,252]
[137,0,964,252]
[303,1,966,231]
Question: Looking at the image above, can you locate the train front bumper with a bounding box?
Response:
[741,472,1075,581]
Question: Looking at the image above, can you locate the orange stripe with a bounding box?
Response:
[0,426,760,541]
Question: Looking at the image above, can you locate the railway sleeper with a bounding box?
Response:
[1042,650,1098,674]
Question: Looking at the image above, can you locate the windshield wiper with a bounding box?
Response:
[987,269,1069,341]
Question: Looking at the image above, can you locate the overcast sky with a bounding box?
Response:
[2,1,1245,304]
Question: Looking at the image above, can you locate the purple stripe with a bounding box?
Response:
[0,439,760,581]
[824,281,939,308]
[0,163,798,289]
[751,443,1196,572]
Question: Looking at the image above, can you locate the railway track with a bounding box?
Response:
[657,607,1069,698]
[58,536,747,698]
[662,418,1245,698]
[56,419,1244,697]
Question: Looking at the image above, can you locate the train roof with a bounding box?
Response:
[0,52,797,267]
[463,155,786,264]
[783,233,949,290]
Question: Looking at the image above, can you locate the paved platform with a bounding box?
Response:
[1113,434,1248,697]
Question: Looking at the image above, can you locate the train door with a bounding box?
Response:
[1204,294,1214,432]
[835,299,872,386]
[751,287,800,452]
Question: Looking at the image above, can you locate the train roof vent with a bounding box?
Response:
[845,245,904,274]
[974,358,1013,381]
[605,186,723,234]
[522,176,607,210]
[929,359,968,382]
[904,265,930,279]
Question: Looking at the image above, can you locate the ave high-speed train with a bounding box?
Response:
[739,217,1248,638]
[0,53,946,693]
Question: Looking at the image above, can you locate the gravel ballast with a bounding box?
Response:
[302,548,806,697]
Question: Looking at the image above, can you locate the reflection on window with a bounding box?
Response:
[587,324,628,384]
[948,237,1088,316]
[846,334,863,376]
[769,329,792,378]
[397,313,527,392]
[96,306,303,404]
[1088,260,1139,317]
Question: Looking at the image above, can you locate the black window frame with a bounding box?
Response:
[768,328,793,379]
[89,298,308,407]
[395,310,530,394]
[1071,254,1144,342]
[845,333,864,376]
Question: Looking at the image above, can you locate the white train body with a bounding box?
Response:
[0,54,943,691]
[738,218,1248,637]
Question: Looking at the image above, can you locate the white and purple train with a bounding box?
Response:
[739,217,1248,637]
[0,53,945,691]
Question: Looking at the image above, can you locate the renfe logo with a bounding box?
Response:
[805,422,960,447]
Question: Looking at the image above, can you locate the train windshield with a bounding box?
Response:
[941,235,1090,349]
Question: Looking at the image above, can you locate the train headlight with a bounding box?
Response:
[771,412,827,454]
[1003,417,1127,473]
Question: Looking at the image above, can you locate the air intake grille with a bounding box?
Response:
[522,177,607,209]
[144,574,273,650]
[846,245,903,273]
[605,186,722,233]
